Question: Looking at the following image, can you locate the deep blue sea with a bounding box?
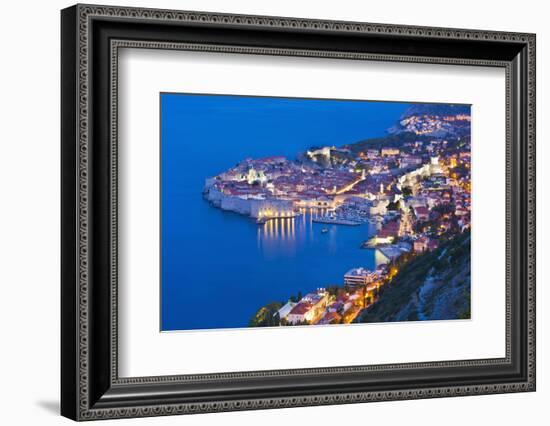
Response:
[161,94,410,331]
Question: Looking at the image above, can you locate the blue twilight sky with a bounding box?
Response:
[160,93,413,331]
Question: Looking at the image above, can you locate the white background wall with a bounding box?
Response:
[0,0,546,424]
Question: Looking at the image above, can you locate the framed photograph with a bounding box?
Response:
[61,4,536,421]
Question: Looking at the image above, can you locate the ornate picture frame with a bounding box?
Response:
[61,4,536,421]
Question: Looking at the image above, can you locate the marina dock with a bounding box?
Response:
[256,214,297,224]
[312,217,361,226]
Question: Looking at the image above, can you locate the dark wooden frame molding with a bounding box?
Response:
[61,4,536,421]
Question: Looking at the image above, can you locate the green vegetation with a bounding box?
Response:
[387,200,400,211]
[288,291,302,303]
[249,302,283,327]
[330,150,355,165]
[356,230,471,323]
[401,186,413,197]
[346,133,430,154]
[345,128,469,157]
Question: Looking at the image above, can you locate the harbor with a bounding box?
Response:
[256,212,297,224]
[311,216,362,226]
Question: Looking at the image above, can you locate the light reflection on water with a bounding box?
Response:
[257,209,375,261]
[164,203,379,330]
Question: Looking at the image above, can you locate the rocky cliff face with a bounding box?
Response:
[356,230,471,323]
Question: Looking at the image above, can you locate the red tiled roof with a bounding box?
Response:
[322,312,342,322]
[257,156,286,163]
[378,220,400,238]
[288,303,313,316]
[414,206,430,215]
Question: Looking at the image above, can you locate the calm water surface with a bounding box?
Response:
[161,94,409,330]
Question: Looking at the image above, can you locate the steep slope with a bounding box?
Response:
[356,230,471,323]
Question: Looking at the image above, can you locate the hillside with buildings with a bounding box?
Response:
[202,103,472,328]
[349,103,471,153]
[355,230,471,323]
